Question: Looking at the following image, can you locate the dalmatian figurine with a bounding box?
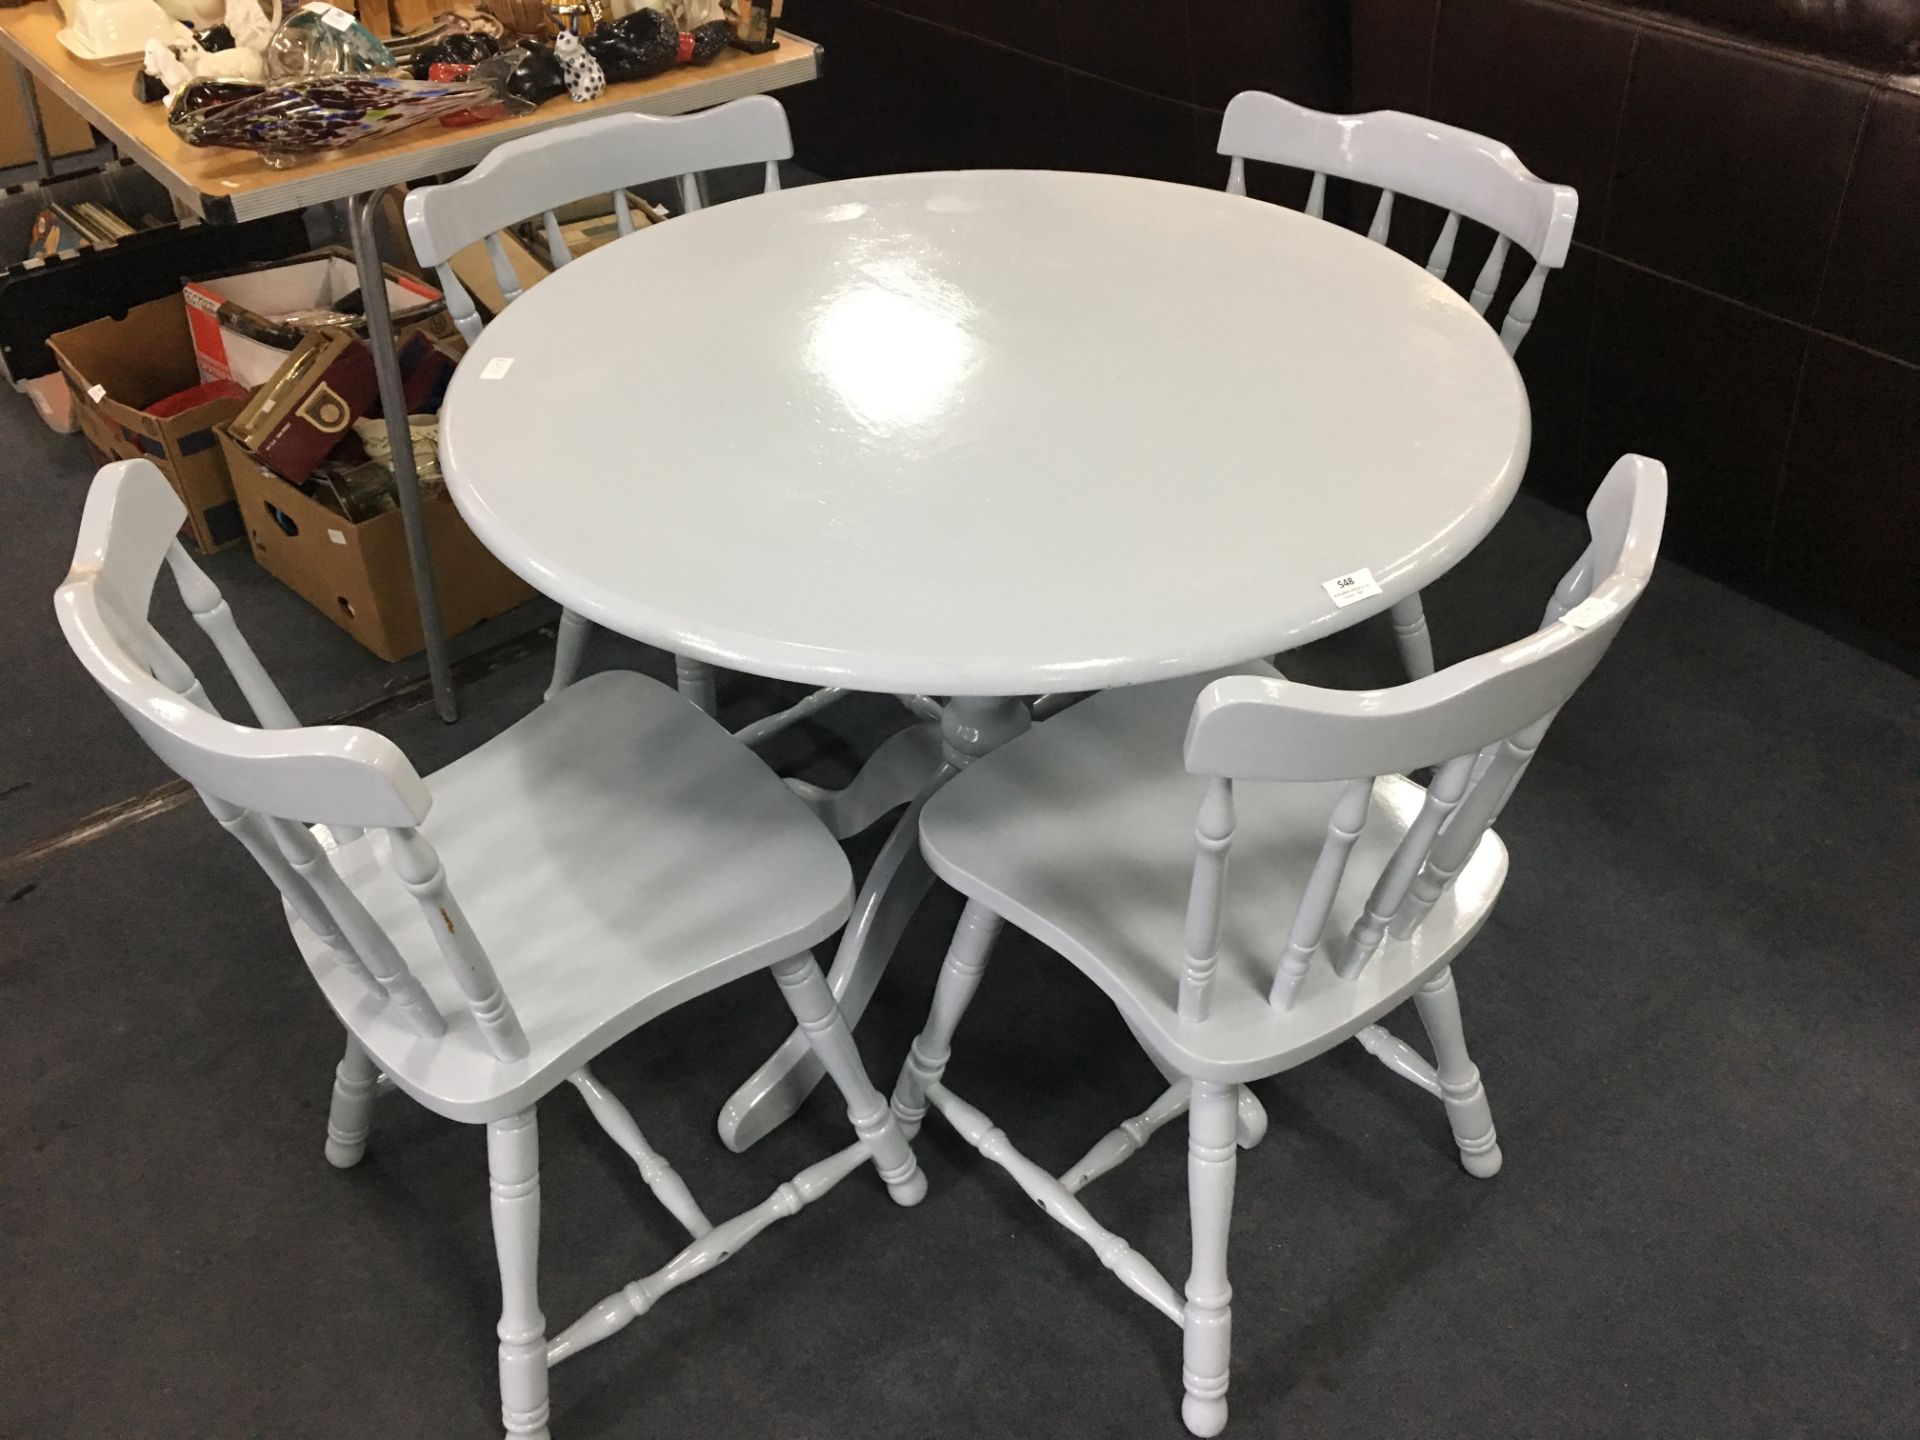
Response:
[553,30,606,103]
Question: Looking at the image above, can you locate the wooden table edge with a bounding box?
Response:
[0,8,820,223]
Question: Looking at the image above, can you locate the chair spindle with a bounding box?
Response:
[1305,170,1327,219]
[267,815,447,1038]
[1339,753,1476,978]
[1268,777,1372,1009]
[435,263,485,345]
[1426,210,1460,281]
[1367,188,1395,244]
[1469,233,1511,315]
[541,209,572,270]
[165,544,299,730]
[1499,260,1550,353]
[388,827,528,1061]
[1179,778,1235,1023]
[1391,719,1549,941]
[484,231,526,309]
[612,189,635,236]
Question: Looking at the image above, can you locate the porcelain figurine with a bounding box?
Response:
[553,30,606,101]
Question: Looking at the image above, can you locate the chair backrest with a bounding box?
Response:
[1170,455,1666,1019]
[54,460,529,1061]
[404,95,794,343]
[1217,90,1578,352]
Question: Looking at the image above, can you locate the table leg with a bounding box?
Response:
[11,59,53,181]
[344,190,458,724]
[717,697,1031,1152]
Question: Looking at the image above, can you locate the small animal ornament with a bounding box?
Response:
[146,24,267,105]
[143,37,195,105]
[553,29,605,103]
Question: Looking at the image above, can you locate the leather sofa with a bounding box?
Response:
[779,1,1919,669]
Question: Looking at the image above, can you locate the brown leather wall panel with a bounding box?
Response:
[1350,0,1439,110]
[1585,258,1808,587]
[1607,28,1871,321]
[1065,72,1202,183]
[1625,0,1920,72]
[1514,244,1601,513]
[1430,0,1636,239]
[1816,83,1920,366]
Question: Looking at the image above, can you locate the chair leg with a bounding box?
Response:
[890,899,1003,1139]
[770,952,927,1207]
[1389,593,1436,679]
[1182,1079,1237,1438]
[545,609,593,702]
[1233,1085,1267,1150]
[323,1035,378,1169]
[489,1109,550,1440]
[1413,967,1502,1178]
[675,656,717,716]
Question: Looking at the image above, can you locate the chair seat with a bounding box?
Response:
[919,666,1508,1084]
[291,671,853,1122]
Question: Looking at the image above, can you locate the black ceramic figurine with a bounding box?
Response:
[408,32,501,80]
[496,43,570,107]
[584,9,678,83]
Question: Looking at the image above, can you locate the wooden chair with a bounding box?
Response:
[894,456,1666,1435]
[404,96,844,745]
[1217,91,1579,680]
[54,460,925,1440]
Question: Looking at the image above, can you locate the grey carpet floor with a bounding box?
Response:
[3,236,1916,1438]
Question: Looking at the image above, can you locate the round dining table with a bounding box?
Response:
[439,167,1530,1151]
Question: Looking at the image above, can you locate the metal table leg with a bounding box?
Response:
[11,59,54,180]
[344,190,457,722]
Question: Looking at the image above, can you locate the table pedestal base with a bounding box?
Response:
[717,697,1030,1152]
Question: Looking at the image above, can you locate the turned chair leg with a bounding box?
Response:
[1182,1079,1237,1437]
[891,899,1004,1139]
[1389,593,1436,679]
[770,952,927,1206]
[489,1109,550,1440]
[675,656,718,716]
[1413,967,1502,1177]
[324,1035,379,1169]
[545,609,593,702]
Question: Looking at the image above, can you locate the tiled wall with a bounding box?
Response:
[1351,0,1920,668]
[778,0,1919,669]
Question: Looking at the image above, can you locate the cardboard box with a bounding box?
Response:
[0,72,95,172]
[218,427,535,662]
[48,296,249,554]
[184,247,443,388]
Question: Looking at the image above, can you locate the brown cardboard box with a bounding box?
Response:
[218,426,535,662]
[48,297,248,554]
[0,71,94,171]
[184,247,445,387]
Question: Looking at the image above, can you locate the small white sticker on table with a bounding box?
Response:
[1559,595,1620,630]
[1321,567,1383,607]
[480,357,514,380]
[87,383,105,402]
